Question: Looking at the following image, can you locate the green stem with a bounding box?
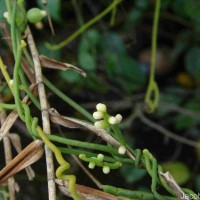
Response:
[10,0,17,58]
[59,147,134,165]
[0,103,16,110]
[110,0,118,26]
[13,41,25,120]
[43,77,94,122]
[46,134,119,155]
[144,0,160,113]
[5,0,12,22]
[0,57,13,93]
[46,0,122,50]
[19,68,40,109]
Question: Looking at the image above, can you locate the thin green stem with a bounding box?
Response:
[10,0,17,58]
[19,68,40,109]
[144,0,160,113]
[110,0,118,26]
[0,103,16,110]
[150,0,160,82]
[0,57,13,93]
[13,41,26,120]
[47,134,119,155]
[5,0,12,21]
[46,0,122,50]
[43,77,94,122]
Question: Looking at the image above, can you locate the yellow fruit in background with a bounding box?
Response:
[161,161,190,185]
[176,72,196,88]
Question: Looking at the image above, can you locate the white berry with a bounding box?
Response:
[97,154,104,162]
[88,162,95,169]
[102,166,110,174]
[118,146,126,155]
[108,116,117,125]
[96,103,107,112]
[94,120,105,129]
[93,111,103,120]
[115,114,122,123]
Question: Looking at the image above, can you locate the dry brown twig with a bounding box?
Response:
[25,26,56,200]
[0,140,43,184]
[55,180,119,200]
[0,108,17,200]
[160,172,190,200]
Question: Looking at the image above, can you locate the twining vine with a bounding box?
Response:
[0,0,199,200]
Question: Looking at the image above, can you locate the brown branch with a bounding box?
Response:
[136,106,200,148]
[160,172,190,200]
[26,26,56,200]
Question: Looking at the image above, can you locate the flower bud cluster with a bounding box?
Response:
[93,103,123,128]
[79,153,110,174]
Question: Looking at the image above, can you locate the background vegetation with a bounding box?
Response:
[1,0,200,199]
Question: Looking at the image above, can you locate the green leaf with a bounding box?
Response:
[161,161,190,185]
[185,47,200,83]
[120,165,146,184]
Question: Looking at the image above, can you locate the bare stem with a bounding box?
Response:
[26,26,56,200]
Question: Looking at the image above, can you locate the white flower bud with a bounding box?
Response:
[97,154,104,162]
[9,79,14,87]
[96,103,107,112]
[103,166,110,174]
[88,162,95,169]
[93,111,103,120]
[94,120,106,129]
[40,10,47,17]
[115,114,122,123]
[3,12,10,22]
[118,146,126,155]
[108,116,117,125]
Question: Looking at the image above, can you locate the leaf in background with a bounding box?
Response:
[38,42,61,60]
[161,161,190,185]
[135,0,149,10]
[156,93,182,117]
[120,165,146,183]
[195,174,200,191]
[174,115,197,130]
[185,47,200,83]
[59,70,81,84]
[119,55,146,93]
[172,0,187,17]
[36,0,62,23]
[124,10,142,30]
[103,32,126,55]
[78,30,100,71]
[174,95,200,130]
[78,53,96,71]
[183,0,200,22]
[0,1,6,19]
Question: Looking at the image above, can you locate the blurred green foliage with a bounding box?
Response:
[1,0,200,197]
